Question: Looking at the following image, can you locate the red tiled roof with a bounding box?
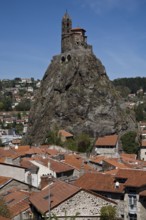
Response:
[95,135,118,146]
[121,153,137,160]
[0,176,12,187]
[103,158,129,169]
[64,154,94,171]
[30,180,80,214]
[0,216,11,220]
[58,130,73,138]
[3,190,30,217]
[139,190,146,197]
[40,146,59,156]
[104,169,119,175]
[115,169,146,187]
[14,145,30,152]
[89,155,105,164]
[30,157,74,173]
[20,158,38,170]
[25,147,42,155]
[0,148,16,158]
[74,172,124,193]
[71,27,86,32]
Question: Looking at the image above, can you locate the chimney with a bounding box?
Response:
[40,174,54,189]
[40,175,49,189]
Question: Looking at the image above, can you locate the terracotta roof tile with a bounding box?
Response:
[95,135,118,146]
[30,156,74,173]
[25,147,42,155]
[30,180,80,214]
[103,158,129,169]
[14,145,30,152]
[2,190,30,217]
[121,153,137,159]
[0,176,12,188]
[139,190,146,197]
[74,172,124,193]
[0,216,11,220]
[40,146,59,156]
[104,169,119,175]
[71,27,86,32]
[20,158,38,170]
[115,169,146,187]
[58,130,73,138]
[64,154,94,171]
[89,155,105,164]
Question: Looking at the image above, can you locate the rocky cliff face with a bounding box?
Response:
[24,48,136,145]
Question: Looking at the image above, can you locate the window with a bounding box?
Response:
[129,213,137,220]
[129,195,137,207]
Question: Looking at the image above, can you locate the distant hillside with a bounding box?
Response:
[112,77,146,94]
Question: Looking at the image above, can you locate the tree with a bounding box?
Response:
[0,101,4,111]
[45,130,62,146]
[3,97,12,111]
[15,99,31,111]
[15,123,24,135]
[134,104,144,122]
[0,197,11,218]
[76,133,91,153]
[100,205,116,220]
[63,139,77,151]
[121,131,138,154]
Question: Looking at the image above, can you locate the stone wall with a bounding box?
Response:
[50,190,116,219]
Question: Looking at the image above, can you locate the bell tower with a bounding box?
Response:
[61,11,72,53]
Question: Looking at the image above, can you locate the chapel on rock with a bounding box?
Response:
[61,11,92,53]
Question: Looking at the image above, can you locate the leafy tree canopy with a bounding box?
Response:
[45,129,62,146]
[100,205,116,220]
[134,102,146,122]
[112,77,146,94]
[121,131,138,154]
[15,99,31,111]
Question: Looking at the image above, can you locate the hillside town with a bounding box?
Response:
[1,81,146,219]
[1,12,146,220]
[0,121,146,220]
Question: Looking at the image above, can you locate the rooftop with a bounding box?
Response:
[95,135,118,146]
[30,180,80,214]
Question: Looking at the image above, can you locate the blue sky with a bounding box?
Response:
[0,0,146,80]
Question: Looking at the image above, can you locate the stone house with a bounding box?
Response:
[1,189,32,220]
[63,153,95,177]
[58,129,73,142]
[30,179,117,219]
[94,134,119,157]
[88,155,106,171]
[25,156,75,187]
[74,169,146,220]
[0,176,38,195]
